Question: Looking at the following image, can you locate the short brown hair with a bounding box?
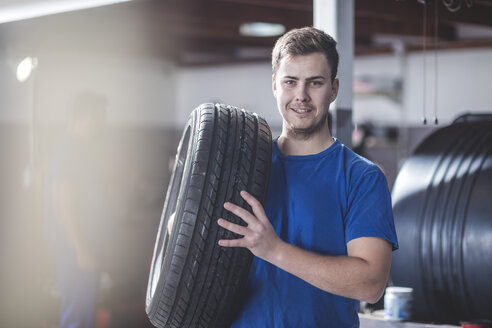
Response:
[272,27,339,82]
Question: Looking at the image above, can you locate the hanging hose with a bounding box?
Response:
[397,0,478,125]
[412,0,474,12]
[419,0,442,125]
[422,4,428,125]
[443,0,463,12]
[433,0,439,125]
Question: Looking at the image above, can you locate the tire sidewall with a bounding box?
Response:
[146,111,200,318]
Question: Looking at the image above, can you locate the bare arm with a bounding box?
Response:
[217,190,392,303]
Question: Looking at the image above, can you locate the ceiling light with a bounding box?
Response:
[0,0,133,24]
[239,22,286,37]
[16,56,38,82]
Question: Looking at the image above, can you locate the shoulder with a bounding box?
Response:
[334,142,388,192]
[338,142,382,175]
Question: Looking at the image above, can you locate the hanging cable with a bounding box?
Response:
[404,0,476,125]
[443,0,463,12]
[422,3,428,125]
[433,0,439,124]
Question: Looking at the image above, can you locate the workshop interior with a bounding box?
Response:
[1,0,491,327]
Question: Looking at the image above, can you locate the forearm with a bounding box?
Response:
[218,191,392,303]
[267,240,389,303]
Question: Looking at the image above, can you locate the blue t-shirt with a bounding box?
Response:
[231,138,398,328]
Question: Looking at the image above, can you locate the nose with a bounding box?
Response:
[295,83,310,102]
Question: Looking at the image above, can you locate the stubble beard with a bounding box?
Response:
[285,108,329,140]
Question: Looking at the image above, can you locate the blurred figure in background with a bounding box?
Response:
[44,92,111,328]
[352,124,372,160]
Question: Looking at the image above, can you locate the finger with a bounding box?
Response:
[217,218,248,236]
[240,191,268,223]
[218,238,249,248]
[223,202,255,225]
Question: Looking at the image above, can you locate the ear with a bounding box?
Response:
[272,74,277,97]
[330,78,339,102]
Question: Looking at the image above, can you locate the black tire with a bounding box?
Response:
[146,103,272,328]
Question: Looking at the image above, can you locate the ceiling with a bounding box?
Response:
[1,0,492,66]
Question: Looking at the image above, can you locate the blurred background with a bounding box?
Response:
[1,0,491,327]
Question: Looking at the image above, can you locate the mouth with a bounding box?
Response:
[290,107,313,114]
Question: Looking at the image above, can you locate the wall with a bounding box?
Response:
[3,47,491,130]
[406,47,492,123]
[175,47,492,131]
[354,48,492,126]
[0,52,177,127]
[176,62,281,131]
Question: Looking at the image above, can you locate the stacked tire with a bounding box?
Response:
[391,119,492,323]
[146,103,272,328]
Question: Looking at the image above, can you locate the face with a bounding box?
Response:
[273,52,338,139]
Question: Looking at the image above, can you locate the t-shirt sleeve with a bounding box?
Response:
[344,168,399,250]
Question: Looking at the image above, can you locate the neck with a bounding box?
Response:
[277,128,334,156]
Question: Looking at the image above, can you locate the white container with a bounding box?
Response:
[384,286,413,321]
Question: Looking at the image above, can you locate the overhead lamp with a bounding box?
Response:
[0,0,132,24]
[239,22,286,37]
[15,56,39,188]
[16,56,38,82]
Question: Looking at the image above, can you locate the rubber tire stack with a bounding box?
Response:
[146,103,272,328]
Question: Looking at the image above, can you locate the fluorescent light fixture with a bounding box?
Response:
[239,22,286,37]
[0,0,133,24]
[16,56,38,82]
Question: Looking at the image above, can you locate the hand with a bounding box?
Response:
[217,190,283,261]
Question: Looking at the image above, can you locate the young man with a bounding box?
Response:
[217,27,398,327]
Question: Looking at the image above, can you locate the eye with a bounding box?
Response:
[310,80,323,86]
[284,80,296,86]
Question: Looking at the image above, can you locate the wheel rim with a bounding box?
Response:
[147,124,191,303]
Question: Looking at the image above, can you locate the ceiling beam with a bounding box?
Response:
[355,0,492,27]
[356,16,457,41]
[356,37,492,56]
[143,0,312,26]
[212,0,312,11]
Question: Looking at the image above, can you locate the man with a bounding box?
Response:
[217,27,398,327]
[45,92,110,328]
